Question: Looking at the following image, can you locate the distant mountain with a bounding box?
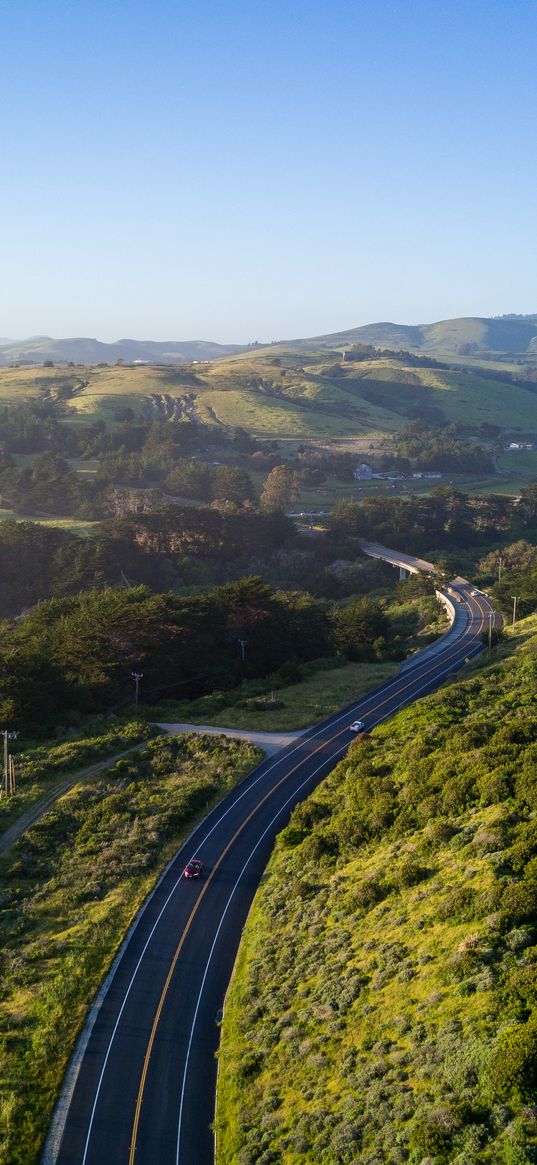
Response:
[299,315,537,356]
[0,336,246,365]
[1,314,537,366]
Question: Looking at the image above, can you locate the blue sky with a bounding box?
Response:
[1,0,536,341]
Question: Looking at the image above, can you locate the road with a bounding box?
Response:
[48,584,497,1165]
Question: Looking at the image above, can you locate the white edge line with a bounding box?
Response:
[43,585,489,1162]
[181,627,488,1160]
[178,740,350,1164]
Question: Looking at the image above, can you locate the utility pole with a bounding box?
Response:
[498,555,503,582]
[2,730,18,796]
[238,639,247,662]
[511,595,518,628]
[131,672,143,709]
[488,611,493,655]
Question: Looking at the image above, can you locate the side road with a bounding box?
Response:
[0,745,147,858]
[0,558,491,862]
[157,723,303,755]
[0,729,304,859]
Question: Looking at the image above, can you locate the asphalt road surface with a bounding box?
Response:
[50,584,497,1165]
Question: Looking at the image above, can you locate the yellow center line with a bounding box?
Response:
[128,595,486,1162]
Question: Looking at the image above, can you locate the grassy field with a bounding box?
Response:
[156,595,445,734]
[215,616,537,1164]
[2,352,536,441]
[0,506,98,533]
[160,659,400,732]
[0,732,261,1165]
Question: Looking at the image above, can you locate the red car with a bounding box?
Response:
[184,858,203,879]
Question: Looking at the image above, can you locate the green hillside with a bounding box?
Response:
[4,315,537,364]
[1,351,536,440]
[216,619,537,1164]
[293,315,537,358]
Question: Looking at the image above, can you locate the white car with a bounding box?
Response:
[349,720,365,732]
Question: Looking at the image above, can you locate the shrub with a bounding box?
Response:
[437,886,477,922]
[487,1014,537,1102]
[502,881,537,926]
[393,857,429,889]
[350,876,385,913]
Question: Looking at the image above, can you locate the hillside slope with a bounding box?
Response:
[216,620,537,1164]
[298,315,537,357]
[1,353,536,438]
[2,315,537,367]
[0,335,245,365]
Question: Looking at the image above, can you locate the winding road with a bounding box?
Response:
[47,581,498,1165]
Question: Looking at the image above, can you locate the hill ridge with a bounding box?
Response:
[2,313,537,365]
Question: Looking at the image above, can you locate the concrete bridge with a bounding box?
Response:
[359,539,438,580]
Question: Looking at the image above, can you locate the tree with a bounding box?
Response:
[211,466,255,506]
[260,465,300,513]
[330,597,390,659]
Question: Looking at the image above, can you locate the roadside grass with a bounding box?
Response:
[215,617,537,1164]
[0,732,262,1165]
[216,807,500,1164]
[153,595,446,733]
[0,721,158,840]
[154,659,400,732]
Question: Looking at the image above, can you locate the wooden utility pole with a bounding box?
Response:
[2,731,17,796]
[131,672,143,708]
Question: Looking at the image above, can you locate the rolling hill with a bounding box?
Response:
[290,314,537,357]
[1,348,536,441]
[2,315,537,367]
[0,335,246,365]
[216,616,537,1164]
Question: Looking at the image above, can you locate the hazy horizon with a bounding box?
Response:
[2,307,537,348]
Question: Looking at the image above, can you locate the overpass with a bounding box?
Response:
[359,539,438,579]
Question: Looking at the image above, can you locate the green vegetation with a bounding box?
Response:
[160,659,399,733]
[216,617,537,1164]
[1,347,536,445]
[331,484,537,556]
[0,720,157,837]
[155,590,445,732]
[0,731,261,1165]
[0,578,332,734]
[0,563,440,736]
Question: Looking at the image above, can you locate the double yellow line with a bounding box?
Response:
[128,594,487,1163]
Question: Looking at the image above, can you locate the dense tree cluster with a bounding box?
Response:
[0,508,296,617]
[393,422,495,474]
[331,485,532,553]
[0,576,396,734]
[0,579,327,732]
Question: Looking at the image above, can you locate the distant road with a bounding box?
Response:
[48,583,498,1165]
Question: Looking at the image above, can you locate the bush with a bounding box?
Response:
[502,881,537,926]
[488,1014,537,1102]
[350,876,385,913]
[437,886,478,922]
[393,857,429,889]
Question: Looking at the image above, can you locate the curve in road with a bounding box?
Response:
[47,583,498,1165]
